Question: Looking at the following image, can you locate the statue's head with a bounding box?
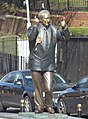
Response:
[38,10,51,27]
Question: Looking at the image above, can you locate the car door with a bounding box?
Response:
[0,72,16,106]
[66,77,88,113]
[78,78,88,114]
[9,71,24,106]
[0,72,24,107]
[65,87,80,113]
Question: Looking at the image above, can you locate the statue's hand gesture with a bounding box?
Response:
[31,16,39,27]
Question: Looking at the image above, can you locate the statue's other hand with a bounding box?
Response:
[36,37,42,45]
[60,17,67,29]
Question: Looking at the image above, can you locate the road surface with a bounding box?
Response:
[0,108,86,119]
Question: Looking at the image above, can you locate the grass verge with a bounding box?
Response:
[69,27,88,36]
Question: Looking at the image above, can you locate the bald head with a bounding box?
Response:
[38,10,50,20]
[38,10,51,27]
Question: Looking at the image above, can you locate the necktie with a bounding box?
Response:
[44,30,49,51]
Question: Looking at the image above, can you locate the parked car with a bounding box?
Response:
[57,75,88,116]
[0,69,69,112]
[0,69,34,112]
[52,73,70,108]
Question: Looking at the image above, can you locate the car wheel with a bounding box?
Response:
[57,98,67,114]
[23,96,32,112]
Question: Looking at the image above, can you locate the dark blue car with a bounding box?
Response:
[0,69,69,112]
[57,75,88,116]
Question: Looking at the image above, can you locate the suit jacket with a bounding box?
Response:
[27,23,70,71]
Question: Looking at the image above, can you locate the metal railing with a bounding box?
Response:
[0,36,29,76]
[1,0,88,13]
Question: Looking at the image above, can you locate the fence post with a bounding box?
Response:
[67,0,69,10]
[1,38,4,71]
[77,37,80,81]
[46,0,50,12]
[9,54,12,71]
[2,38,4,55]
[15,37,18,70]
[87,0,88,10]
[21,56,22,70]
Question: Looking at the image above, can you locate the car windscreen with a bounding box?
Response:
[22,71,32,85]
[54,74,65,84]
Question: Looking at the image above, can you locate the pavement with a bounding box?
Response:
[0,112,84,119]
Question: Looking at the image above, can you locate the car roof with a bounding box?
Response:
[9,69,31,73]
[54,73,66,83]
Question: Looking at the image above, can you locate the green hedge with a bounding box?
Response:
[69,27,88,36]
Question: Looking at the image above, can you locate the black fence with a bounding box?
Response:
[0,52,28,73]
[57,36,88,83]
[0,52,18,73]
[0,36,29,78]
[1,0,88,14]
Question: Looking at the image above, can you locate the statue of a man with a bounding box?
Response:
[27,10,70,114]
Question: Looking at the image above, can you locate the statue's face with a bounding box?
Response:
[41,13,51,27]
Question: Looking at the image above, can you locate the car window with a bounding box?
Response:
[0,73,10,82]
[1,73,15,83]
[24,76,32,86]
[54,74,65,84]
[86,81,88,88]
[0,72,23,84]
[22,71,32,85]
[14,72,23,84]
[77,77,88,88]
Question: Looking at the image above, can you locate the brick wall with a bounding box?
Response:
[0,11,88,35]
[37,11,88,27]
[64,11,88,27]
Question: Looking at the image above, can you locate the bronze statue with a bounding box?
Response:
[27,10,70,114]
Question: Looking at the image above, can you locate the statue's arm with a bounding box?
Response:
[57,26,70,41]
[27,26,38,41]
[57,17,70,40]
